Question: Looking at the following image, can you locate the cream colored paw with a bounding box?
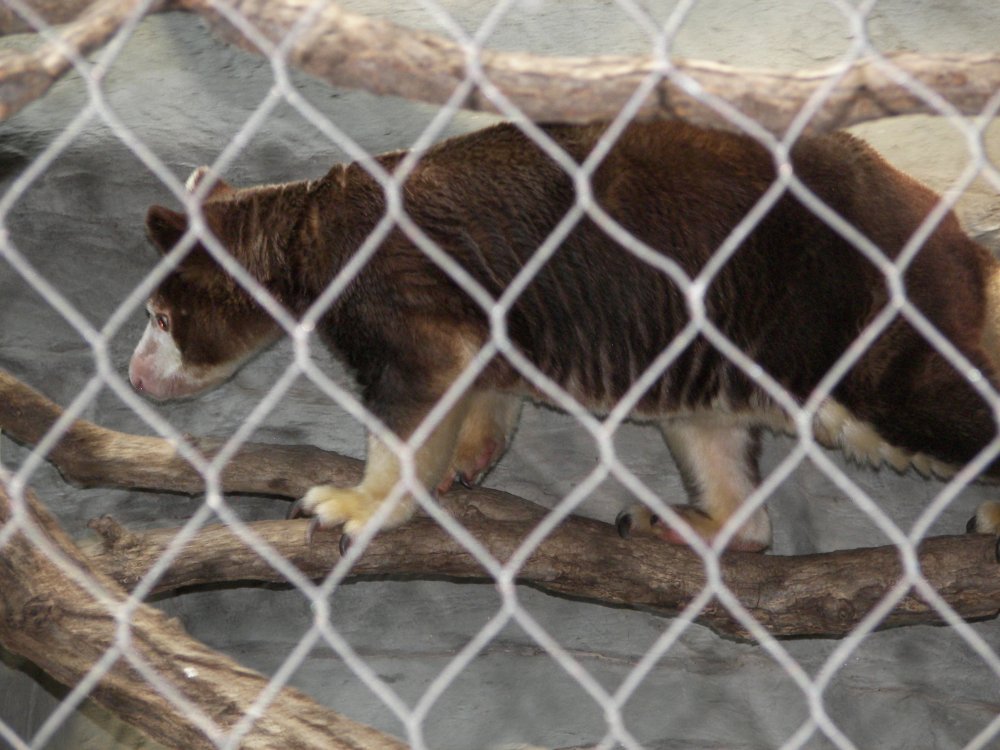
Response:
[615,503,771,552]
[294,484,416,537]
[298,485,376,536]
[968,501,1000,535]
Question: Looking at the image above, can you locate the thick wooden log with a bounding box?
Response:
[0,484,407,749]
[4,368,999,640]
[82,503,1000,641]
[0,0,997,133]
[0,0,98,34]
[186,0,1000,134]
[0,369,358,496]
[0,0,167,120]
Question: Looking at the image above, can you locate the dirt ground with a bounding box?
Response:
[1,2,999,748]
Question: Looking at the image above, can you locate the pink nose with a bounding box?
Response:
[128,363,144,392]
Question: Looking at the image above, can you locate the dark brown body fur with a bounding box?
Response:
[135,120,1000,549]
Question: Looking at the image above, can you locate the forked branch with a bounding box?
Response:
[0,482,406,749]
[3,368,999,641]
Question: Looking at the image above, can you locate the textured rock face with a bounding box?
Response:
[1,4,999,749]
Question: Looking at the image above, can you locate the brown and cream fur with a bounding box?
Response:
[129,120,1000,551]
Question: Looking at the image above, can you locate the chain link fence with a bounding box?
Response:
[1,1,1000,748]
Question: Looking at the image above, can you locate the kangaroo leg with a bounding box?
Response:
[292,391,473,543]
[617,419,771,552]
[842,331,1000,536]
[291,324,483,546]
[437,390,522,493]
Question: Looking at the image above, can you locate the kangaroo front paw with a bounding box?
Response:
[616,503,771,552]
[968,500,1000,534]
[289,484,415,545]
[290,484,376,537]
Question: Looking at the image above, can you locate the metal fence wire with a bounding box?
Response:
[1,0,1000,748]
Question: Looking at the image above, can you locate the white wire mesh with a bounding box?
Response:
[0,1,999,749]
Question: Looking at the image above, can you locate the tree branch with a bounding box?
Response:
[82,505,1000,641]
[0,1,100,35]
[0,482,407,749]
[1,0,998,133]
[185,0,1000,134]
[3,368,1000,640]
[0,0,171,121]
[0,369,357,496]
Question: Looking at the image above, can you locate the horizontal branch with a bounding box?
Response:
[182,0,1000,134]
[4,368,1000,639]
[0,483,406,749]
[0,369,358,496]
[0,0,170,121]
[0,1,98,35]
[2,0,998,134]
[82,503,1000,641]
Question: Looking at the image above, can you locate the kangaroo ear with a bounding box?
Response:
[145,205,188,254]
[185,166,234,201]
[146,203,242,293]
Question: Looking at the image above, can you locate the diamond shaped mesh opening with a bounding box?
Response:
[0,1,999,749]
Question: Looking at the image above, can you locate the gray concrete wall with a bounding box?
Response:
[1,2,999,748]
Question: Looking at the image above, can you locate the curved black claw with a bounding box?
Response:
[339,532,353,557]
[304,516,322,545]
[615,511,633,539]
[287,498,309,521]
[967,515,979,534]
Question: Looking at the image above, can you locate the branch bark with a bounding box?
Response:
[0,1,100,35]
[1,0,998,134]
[0,0,172,121]
[0,369,357,496]
[3,368,1000,640]
[0,483,407,749]
[185,0,1000,134]
[82,505,1000,641]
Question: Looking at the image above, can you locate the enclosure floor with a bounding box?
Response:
[1,2,999,748]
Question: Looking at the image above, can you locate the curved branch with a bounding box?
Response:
[0,369,357,496]
[4,368,1000,639]
[0,1,99,35]
[0,483,406,749]
[0,0,167,121]
[82,504,1000,641]
[187,0,1000,134]
[1,0,997,133]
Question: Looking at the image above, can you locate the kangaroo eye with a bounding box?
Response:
[154,313,170,333]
